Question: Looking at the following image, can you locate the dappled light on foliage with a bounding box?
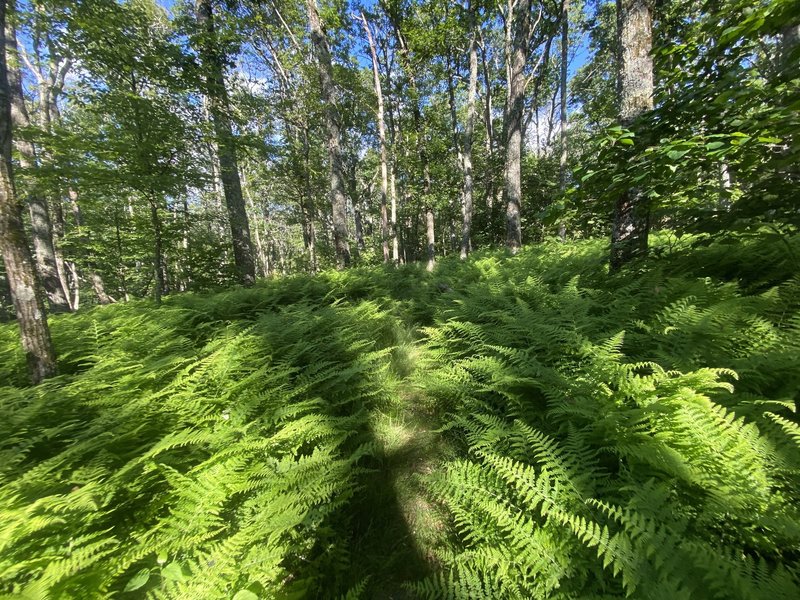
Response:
[2,235,800,598]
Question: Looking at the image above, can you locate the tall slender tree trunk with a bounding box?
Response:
[423,159,435,270]
[150,199,163,305]
[241,167,268,278]
[0,1,56,383]
[480,36,496,219]
[196,0,256,284]
[425,206,435,271]
[382,44,400,263]
[610,0,653,270]
[51,200,72,302]
[354,197,366,251]
[361,12,390,263]
[301,126,318,272]
[558,0,569,241]
[504,0,532,253]
[461,21,478,259]
[446,54,462,255]
[5,9,70,311]
[0,268,11,321]
[306,0,351,268]
[389,163,399,262]
[68,189,112,305]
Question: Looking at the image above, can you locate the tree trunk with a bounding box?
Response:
[0,267,11,321]
[306,0,351,268]
[504,0,532,253]
[461,22,478,259]
[354,199,365,251]
[382,42,400,263]
[446,54,462,256]
[610,0,653,270]
[50,199,72,306]
[196,0,256,285]
[150,199,164,305]
[91,270,113,305]
[425,207,435,272]
[301,127,318,272]
[481,42,494,156]
[241,170,267,278]
[389,164,399,262]
[0,0,56,383]
[5,11,70,311]
[480,36,496,215]
[361,13,390,263]
[558,0,569,241]
[68,189,112,305]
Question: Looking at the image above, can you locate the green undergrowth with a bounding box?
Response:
[1,232,800,598]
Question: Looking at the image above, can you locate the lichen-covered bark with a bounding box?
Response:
[0,0,56,383]
[610,0,653,270]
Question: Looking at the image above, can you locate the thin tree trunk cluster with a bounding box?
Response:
[0,0,56,383]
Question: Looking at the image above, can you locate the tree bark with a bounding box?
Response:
[301,126,318,272]
[382,41,400,263]
[610,0,653,270]
[150,199,164,304]
[5,10,70,311]
[50,199,72,306]
[425,206,435,271]
[68,189,112,305]
[361,12,390,263]
[558,0,569,241]
[306,0,351,268]
[461,20,478,259]
[0,0,56,383]
[504,0,532,253]
[446,54,462,255]
[480,35,496,217]
[196,0,256,285]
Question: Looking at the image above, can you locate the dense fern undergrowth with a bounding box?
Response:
[2,233,800,599]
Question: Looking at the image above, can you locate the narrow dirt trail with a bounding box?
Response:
[349,337,453,598]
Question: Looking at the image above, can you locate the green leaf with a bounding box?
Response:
[232,591,259,600]
[161,562,187,582]
[667,150,689,160]
[619,138,634,146]
[705,142,725,150]
[123,569,150,592]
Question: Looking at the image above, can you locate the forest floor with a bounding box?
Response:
[3,235,800,598]
[349,331,454,598]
